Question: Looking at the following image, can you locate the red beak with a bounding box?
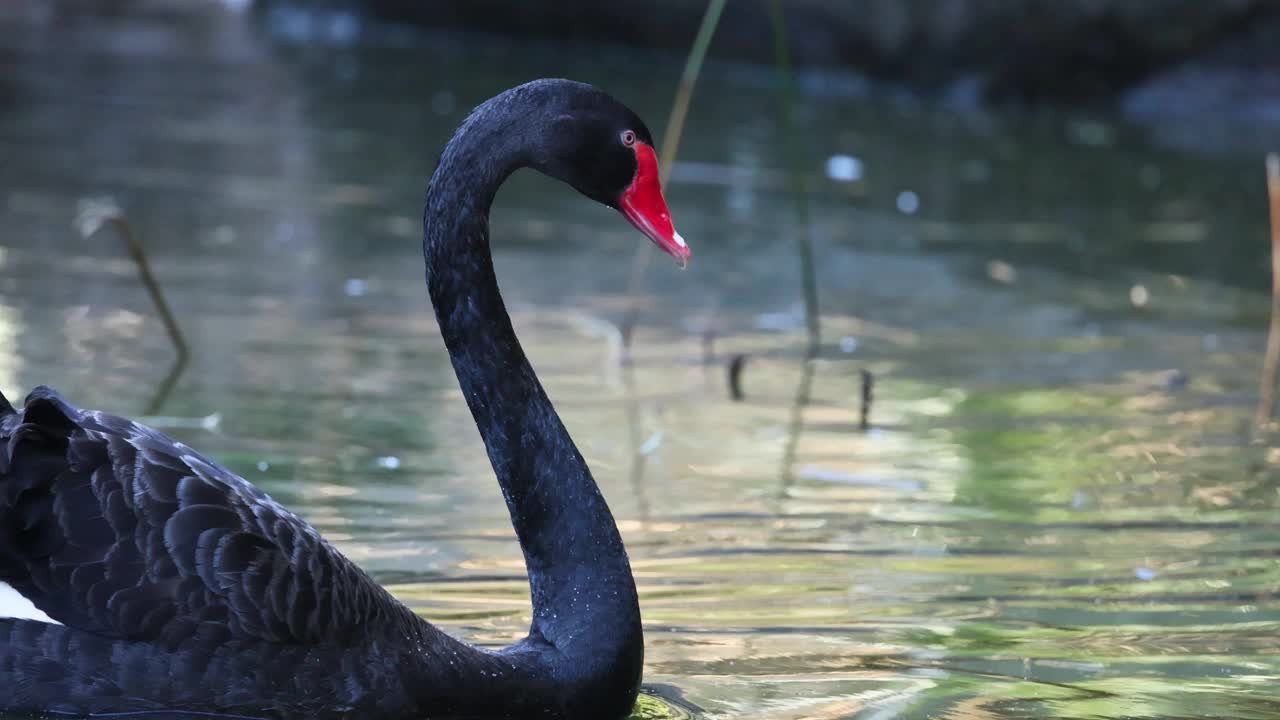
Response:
[619,143,690,268]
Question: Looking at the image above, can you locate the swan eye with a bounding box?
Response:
[620,130,636,147]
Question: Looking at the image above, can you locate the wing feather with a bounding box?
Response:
[0,386,411,648]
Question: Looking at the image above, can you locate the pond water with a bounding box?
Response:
[2,2,1280,718]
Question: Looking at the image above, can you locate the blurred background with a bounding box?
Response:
[2,1,1280,718]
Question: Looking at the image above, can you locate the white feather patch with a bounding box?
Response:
[0,581,61,625]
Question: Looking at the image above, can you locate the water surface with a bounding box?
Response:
[1,3,1279,718]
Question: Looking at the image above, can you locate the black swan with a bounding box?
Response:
[0,79,689,719]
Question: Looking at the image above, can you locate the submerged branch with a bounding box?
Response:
[76,199,190,413]
[727,353,747,401]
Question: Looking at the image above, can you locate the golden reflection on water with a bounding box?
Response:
[373,306,1280,718]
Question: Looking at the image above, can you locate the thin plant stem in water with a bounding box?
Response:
[620,0,727,354]
[727,353,747,401]
[1255,153,1280,434]
[768,0,822,498]
[859,369,874,431]
[768,0,821,356]
[76,199,190,413]
[778,356,816,499]
[656,0,725,188]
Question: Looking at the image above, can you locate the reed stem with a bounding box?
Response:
[768,0,821,357]
[1254,153,1280,431]
[620,0,727,353]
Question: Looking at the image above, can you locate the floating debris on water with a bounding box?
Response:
[798,466,923,492]
[138,412,222,431]
[344,278,369,297]
[987,260,1017,284]
[896,190,920,215]
[824,154,863,182]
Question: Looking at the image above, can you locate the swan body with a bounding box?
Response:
[0,79,688,719]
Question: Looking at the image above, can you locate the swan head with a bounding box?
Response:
[522,80,691,268]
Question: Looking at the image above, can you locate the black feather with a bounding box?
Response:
[0,387,440,716]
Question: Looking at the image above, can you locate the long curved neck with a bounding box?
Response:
[422,96,642,682]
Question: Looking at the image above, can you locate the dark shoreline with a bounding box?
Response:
[255,0,1280,106]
